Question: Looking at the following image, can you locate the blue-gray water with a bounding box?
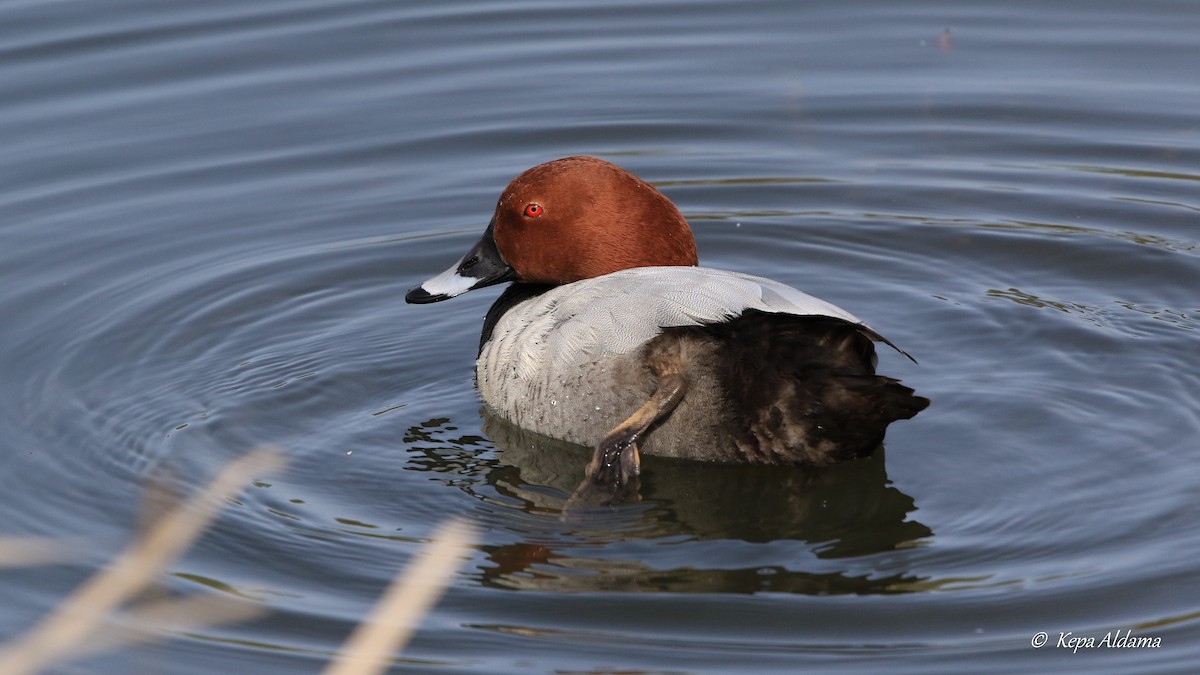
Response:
[2,1,1198,672]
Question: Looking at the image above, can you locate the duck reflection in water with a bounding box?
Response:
[402,414,933,595]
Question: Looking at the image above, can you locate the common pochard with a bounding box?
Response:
[406,156,928,492]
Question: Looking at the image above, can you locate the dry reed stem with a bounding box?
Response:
[0,447,285,675]
[72,594,269,658]
[322,518,476,675]
[0,538,73,568]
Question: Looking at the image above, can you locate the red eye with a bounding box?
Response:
[523,203,543,218]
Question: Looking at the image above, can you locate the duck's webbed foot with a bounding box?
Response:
[565,430,649,510]
[565,432,644,510]
[588,432,642,488]
[586,369,685,488]
[567,338,687,510]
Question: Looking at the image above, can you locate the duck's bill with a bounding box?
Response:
[405,220,515,304]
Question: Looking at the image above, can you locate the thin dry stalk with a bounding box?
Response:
[0,538,73,568]
[322,518,476,675]
[70,594,269,658]
[0,447,284,675]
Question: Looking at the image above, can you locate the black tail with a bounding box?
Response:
[677,309,929,465]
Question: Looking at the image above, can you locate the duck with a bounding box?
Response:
[406,156,928,492]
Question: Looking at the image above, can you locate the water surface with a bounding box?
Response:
[1,0,1198,672]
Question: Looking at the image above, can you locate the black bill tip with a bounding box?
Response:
[405,286,449,304]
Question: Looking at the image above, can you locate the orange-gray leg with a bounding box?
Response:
[566,334,689,509]
[585,371,686,487]
[565,372,686,510]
